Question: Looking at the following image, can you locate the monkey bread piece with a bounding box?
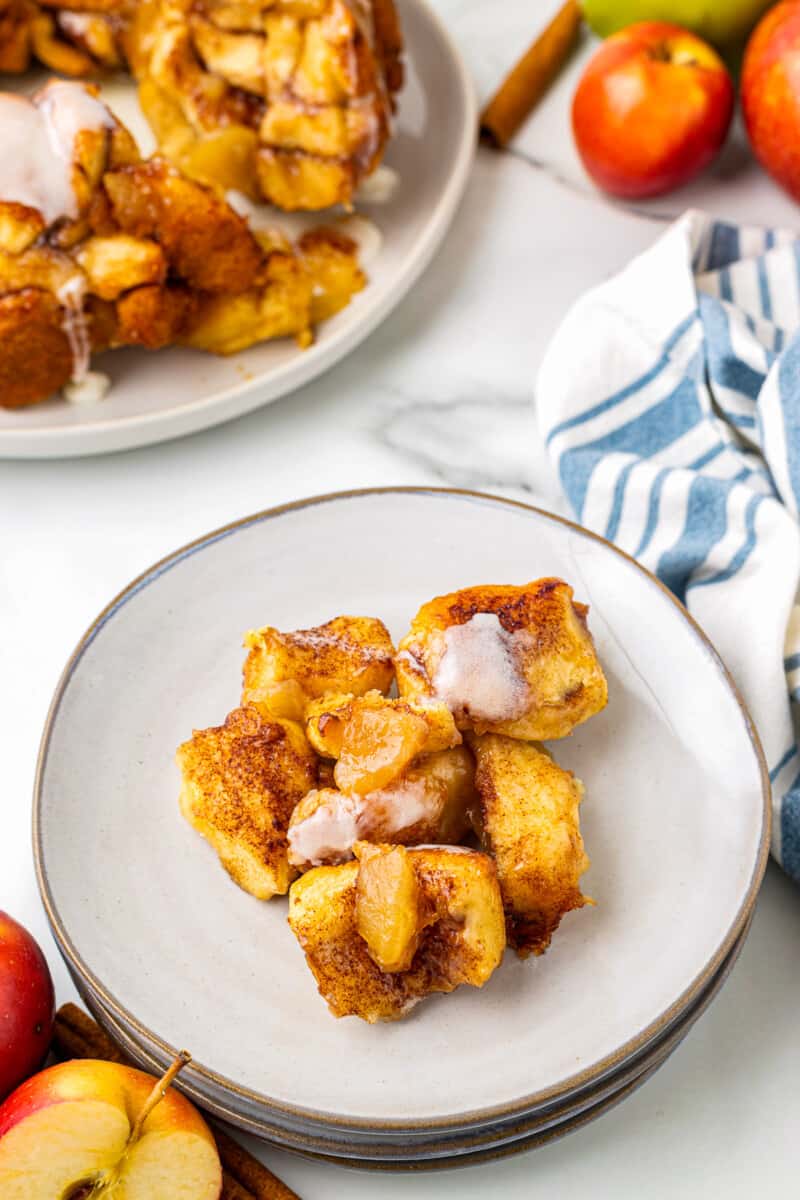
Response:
[287,746,476,870]
[0,0,133,77]
[131,0,403,210]
[304,689,461,795]
[176,702,318,899]
[241,616,395,721]
[470,733,591,957]
[288,845,506,1021]
[103,158,265,293]
[395,579,608,741]
[183,227,365,355]
[0,80,142,405]
[0,79,364,408]
[0,288,79,408]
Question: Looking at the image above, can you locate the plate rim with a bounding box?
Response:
[33,486,772,1131]
[71,906,752,1160]
[0,0,477,459]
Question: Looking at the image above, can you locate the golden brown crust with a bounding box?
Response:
[114,281,197,348]
[0,87,363,408]
[0,288,74,407]
[177,703,318,898]
[288,846,505,1021]
[242,616,395,719]
[395,579,609,741]
[470,733,591,956]
[131,0,403,209]
[0,0,133,75]
[0,0,402,209]
[0,0,34,73]
[103,159,264,293]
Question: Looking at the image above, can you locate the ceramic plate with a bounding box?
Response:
[72,997,692,1167]
[35,489,769,1142]
[70,910,751,1163]
[0,0,475,458]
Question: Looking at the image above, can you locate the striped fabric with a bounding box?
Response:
[538,211,800,882]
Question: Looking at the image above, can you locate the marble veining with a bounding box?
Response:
[378,392,546,494]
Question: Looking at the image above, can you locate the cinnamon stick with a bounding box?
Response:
[53,1004,301,1200]
[53,1002,127,1063]
[222,1177,258,1200]
[215,1129,300,1200]
[480,0,582,148]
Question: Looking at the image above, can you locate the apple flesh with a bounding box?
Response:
[582,0,776,53]
[0,1059,222,1199]
[742,1,800,203]
[572,21,735,199]
[0,912,55,1101]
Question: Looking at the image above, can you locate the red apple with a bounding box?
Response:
[742,2,800,202]
[572,21,735,199]
[0,913,54,1100]
[0,1057,222,1198]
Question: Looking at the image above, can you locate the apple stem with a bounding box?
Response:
[128,1050,192,1145]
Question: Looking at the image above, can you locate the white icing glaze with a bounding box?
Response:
[432,613,530,723]
[56,11,94,38]
[288,776,440,868]
[288,793,361,868]
[57,275,91,383]
[63,370,110,406]
[0,82,112,225]
[367,775,437,832]
[355,164,399,205]
[335,214,382,267]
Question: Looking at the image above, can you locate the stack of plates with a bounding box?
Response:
[34,489,769,1168]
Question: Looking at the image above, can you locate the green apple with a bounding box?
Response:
[582,0,776,51]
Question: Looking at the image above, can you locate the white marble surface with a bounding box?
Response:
[3,0,800,1193]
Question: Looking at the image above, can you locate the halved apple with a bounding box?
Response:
[0,1058,221,1199]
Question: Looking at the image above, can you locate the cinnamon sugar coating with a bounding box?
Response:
[470,733,591,956]
[241,616,395,719]
[288,845,505,1021]
[395,579,609,740]
[177,702,318,898]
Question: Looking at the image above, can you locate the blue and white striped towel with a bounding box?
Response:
[537,210,800,882]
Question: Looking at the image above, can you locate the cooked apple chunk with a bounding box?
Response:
[470,733,591,956]
[241,616,395,720]
[332,700,427,795]
[177,702,317,899]
[305,690,460,794]
[287,746,475,869]
[288,845,505,1021]
[354,843,428,972]
[395,579,608,741]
